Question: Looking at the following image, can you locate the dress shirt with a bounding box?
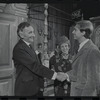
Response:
[22,39,30,47]
[35,50,39,54]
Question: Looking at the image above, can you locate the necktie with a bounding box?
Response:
[29,44,32,49]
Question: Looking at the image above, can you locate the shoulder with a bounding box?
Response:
[89,43,100,53]
[13,40,24,53]
[87,45,100,60]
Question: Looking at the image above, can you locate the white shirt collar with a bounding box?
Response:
[22,40,30,46]
[78,39,89,52]
[35,50,39,54]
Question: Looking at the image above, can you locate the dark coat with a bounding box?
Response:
[12,39,54,96]
[67,40,100,96]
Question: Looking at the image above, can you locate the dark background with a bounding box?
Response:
[73,0,100,19]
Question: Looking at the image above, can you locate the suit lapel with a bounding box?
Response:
[72,40,92,63]
[19,40,37,59]
[29,44,40,62]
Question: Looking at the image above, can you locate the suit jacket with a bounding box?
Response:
[67,40,100,96]
[12,39,54,96]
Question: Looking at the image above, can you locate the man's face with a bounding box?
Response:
[72,25,84,40]
[21,26,35,43]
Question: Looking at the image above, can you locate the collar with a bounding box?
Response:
[22,39,30,46]
[78,39,89,52]
[35,50,39,54]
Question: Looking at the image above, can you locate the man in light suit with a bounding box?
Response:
[66,20,100,96]
[12,22,67,96]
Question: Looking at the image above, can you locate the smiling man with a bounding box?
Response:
[66,20,100,96]
[12,22,67,96]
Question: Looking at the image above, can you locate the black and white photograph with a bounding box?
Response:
[0,0,100,98]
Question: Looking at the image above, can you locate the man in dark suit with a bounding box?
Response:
[12,22,67,96]
[66,20,100,96]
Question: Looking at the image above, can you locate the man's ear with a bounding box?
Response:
[19,31,24,38]
[82,31,85,36]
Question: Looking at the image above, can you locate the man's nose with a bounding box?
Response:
[72,30,74,34]
[32,33,35,37]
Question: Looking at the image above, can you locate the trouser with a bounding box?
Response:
[32,88,44,96]
[70,82,97,96]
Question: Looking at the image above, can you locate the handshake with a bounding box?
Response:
[56,72,69,82]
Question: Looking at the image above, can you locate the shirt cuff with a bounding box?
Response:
[52,72,57,80]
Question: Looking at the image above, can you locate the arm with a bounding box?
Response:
[66,70,77,82]
[13,47,67,81]
[82,49,100,96]
[13,47,54,79]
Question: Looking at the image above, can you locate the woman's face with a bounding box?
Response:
[60,42,70,54]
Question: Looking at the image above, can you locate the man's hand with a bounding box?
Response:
[65,73,70,82]
[56,72,67,82]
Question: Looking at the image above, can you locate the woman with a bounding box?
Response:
[49,36,72,96]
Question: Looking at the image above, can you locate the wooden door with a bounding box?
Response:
[0,3,28,96]
[0,20,17,96]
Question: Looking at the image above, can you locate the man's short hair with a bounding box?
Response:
[76,20,94,39]
[17,22,30,38]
